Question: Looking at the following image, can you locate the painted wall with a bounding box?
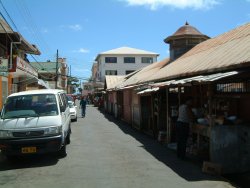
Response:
[132,90,140,129]
[0,76,8,109]
[123,89,132,124]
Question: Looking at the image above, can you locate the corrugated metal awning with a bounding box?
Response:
[119,84,144,90]
[38,79,50,89]
[137,87,159,95]
[150,71,238,87]
[149,80,176,87]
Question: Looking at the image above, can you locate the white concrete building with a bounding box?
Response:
[95,47,159,82]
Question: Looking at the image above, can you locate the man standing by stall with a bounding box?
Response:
[176,96,194,160]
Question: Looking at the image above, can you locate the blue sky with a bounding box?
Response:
[0,0,250,81]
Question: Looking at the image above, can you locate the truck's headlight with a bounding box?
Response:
[0,130,13,138]
[44,126,62,135]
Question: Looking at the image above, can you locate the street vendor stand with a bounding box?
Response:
[164,71,250,174]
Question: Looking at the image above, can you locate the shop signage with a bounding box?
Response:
[0,58,8,72]
[16,56,38,77]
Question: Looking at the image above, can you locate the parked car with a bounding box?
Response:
[66,94,75,104]
[68,101,77,122]
[66,94,76,104]
[0,89,71,159]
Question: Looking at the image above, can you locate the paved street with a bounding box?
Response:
[0,104,235,188]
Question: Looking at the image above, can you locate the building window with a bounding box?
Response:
[105,70,117,75]
[125,70,135,75]
[124,57,135,63]
[105,57,117,63]
[141,57,153,63]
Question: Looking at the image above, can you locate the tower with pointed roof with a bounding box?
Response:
[164,22,209,61]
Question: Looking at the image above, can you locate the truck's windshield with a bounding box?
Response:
[1,94,58,119]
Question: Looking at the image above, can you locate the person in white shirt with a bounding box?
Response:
[176,96,194,159]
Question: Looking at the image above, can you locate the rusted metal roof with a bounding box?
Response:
[164,22,209,43]
[117,58,170,88]
[149,23,250,82]
[105,75,125,90]
[173,22,203,36]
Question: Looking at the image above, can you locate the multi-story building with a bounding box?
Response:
[81,62,103,96]
[91,62,98,82]
[95,47,159,82]
[0,17,42,109]
[30,58,68,91]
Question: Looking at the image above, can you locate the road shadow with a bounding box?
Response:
[0,153,59,171]
[97,107,233,184]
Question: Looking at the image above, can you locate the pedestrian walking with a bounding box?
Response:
[80,96,87,117]
[176,96,194,160]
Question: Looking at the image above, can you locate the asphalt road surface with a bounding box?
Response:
[0,104,236,188]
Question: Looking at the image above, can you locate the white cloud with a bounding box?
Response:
[78,48,90,53]
[73,48,90,53]
[119,0,220,10]
[61,24,82,31]
[69,24,82,31]
[41,28,49,33]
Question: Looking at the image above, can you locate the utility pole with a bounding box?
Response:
[68,65,71,93]
[70,65,71,77]
[55,49,59,89]
[80,80,82,95]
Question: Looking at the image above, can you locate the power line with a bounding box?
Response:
[0,0,19,32]
[0,0,58,75]
[0,13,59,80]
[0,13,20,50]
[0,2,59,80]
[13,0,52,54]
[0,2,89,85]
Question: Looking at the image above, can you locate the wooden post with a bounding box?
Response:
[207,84,214,127]
[207,83,214,161]
[166,87,170,143]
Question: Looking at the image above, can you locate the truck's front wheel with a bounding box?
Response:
[58,144,67,157]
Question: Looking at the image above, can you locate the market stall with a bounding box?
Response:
[160,71,250,173]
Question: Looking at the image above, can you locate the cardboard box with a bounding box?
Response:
[202,161,222,175]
